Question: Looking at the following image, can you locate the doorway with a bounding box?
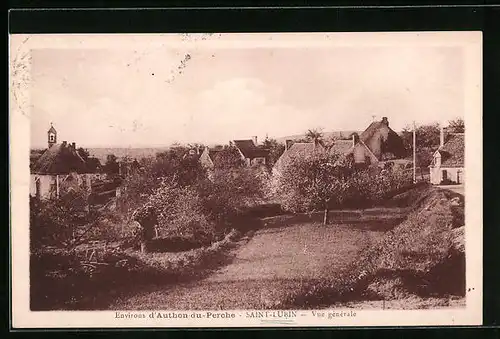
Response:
[442,169,448,182]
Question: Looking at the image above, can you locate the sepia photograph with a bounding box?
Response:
[10,32,482,327]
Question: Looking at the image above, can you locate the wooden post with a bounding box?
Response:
[323,207,329,225]
[56,175,60,198]
[413,121,416,184]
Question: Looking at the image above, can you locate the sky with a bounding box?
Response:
[30,40,464,148]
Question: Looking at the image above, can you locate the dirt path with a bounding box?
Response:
[110,222,385,310]
[437,184,464,196]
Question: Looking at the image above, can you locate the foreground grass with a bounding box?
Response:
[30,230,241,310]
[280,185,466,310]
[32,185,465,311]
[110,222,386,310]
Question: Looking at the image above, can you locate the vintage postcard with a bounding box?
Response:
[10,32,482,328]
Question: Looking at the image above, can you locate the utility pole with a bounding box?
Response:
[413,121,416,184]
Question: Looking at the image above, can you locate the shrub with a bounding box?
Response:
[30,190,99,250]
[281,186,465,308]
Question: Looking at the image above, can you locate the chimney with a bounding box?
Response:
[352,133,359,147]
[71,142,76,150]
[285,139,294,151]
[381,117,389,126]
[440,126,445,148]
[62,141,67,147]
[252,136,258,145]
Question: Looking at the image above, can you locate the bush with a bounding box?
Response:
[147,181,217,243]
[281,186,465,308]
[30,190,99,250]
[275,152,415,217]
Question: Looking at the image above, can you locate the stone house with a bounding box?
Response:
[30,125,105,200]
[232,137,269,166]
[199,145,225,171]
[200,137,269,170]
[272,141,326,177]
[429,129,465,185]
[273,117,408,176]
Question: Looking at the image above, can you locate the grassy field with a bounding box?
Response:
[108,185,465,311]
[109,222,387,310]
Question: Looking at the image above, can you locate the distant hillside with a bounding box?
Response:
[87,147,170,163]
[275,130,363,144]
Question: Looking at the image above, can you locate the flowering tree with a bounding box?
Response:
[30,189,99,251]
[276,151,354,225]
[212,146,245,169]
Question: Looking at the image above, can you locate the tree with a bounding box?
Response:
[276,151,353,225]
[400,126,413,155]
[154,146,206,186]
[104,154,120,175]
[261,137,285,169]
[86,157,102,173]
[213,145,245,170]
[448,117,465,133]
[400,123,441,152]
[304,128,324,146]
[322,135,338,150]
[30,189,99,250]
[197,165,268,230]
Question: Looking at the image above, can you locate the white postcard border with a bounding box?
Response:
[10,32,483,328]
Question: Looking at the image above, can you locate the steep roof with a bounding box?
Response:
[32,143,88,174]
[48,125,57,134]
[328,139,353,156]
[273,142,325,174]
[438,134,464,167]
[359,118,406,160]
[207,147,224,162]
[233,139,269,159]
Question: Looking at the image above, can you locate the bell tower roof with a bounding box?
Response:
[48,123,57,134]
[47,123,57,148]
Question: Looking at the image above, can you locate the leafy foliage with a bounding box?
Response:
[276,151,414,218]
[276,151,351,214]
[212,145,245,169]
[260,137,285,169]
[304,128,324,145]
[104,154,120,175]
[30,190,97,250]
[448,117,464,133]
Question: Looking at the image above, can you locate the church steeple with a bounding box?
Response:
[47,123,57,148]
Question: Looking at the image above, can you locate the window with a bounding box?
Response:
[442,170,448,181]
[49,134,55,142]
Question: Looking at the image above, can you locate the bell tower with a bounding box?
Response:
[47,123,57,148]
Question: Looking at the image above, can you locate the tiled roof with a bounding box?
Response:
[32,143,88,174]
[207,147,224,162]
[328,139,353,155]
[233,139,269,159]
[439,134,464,167]
[273,142,325,174]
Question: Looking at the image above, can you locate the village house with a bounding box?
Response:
[273,117,409,176]
[199,145,225,170]
[347,117,407,164]
[200,137,269,170]
[232,137,269,166]
[30,124,105,200]
[429,128,465,185]
[272,141,326,177]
